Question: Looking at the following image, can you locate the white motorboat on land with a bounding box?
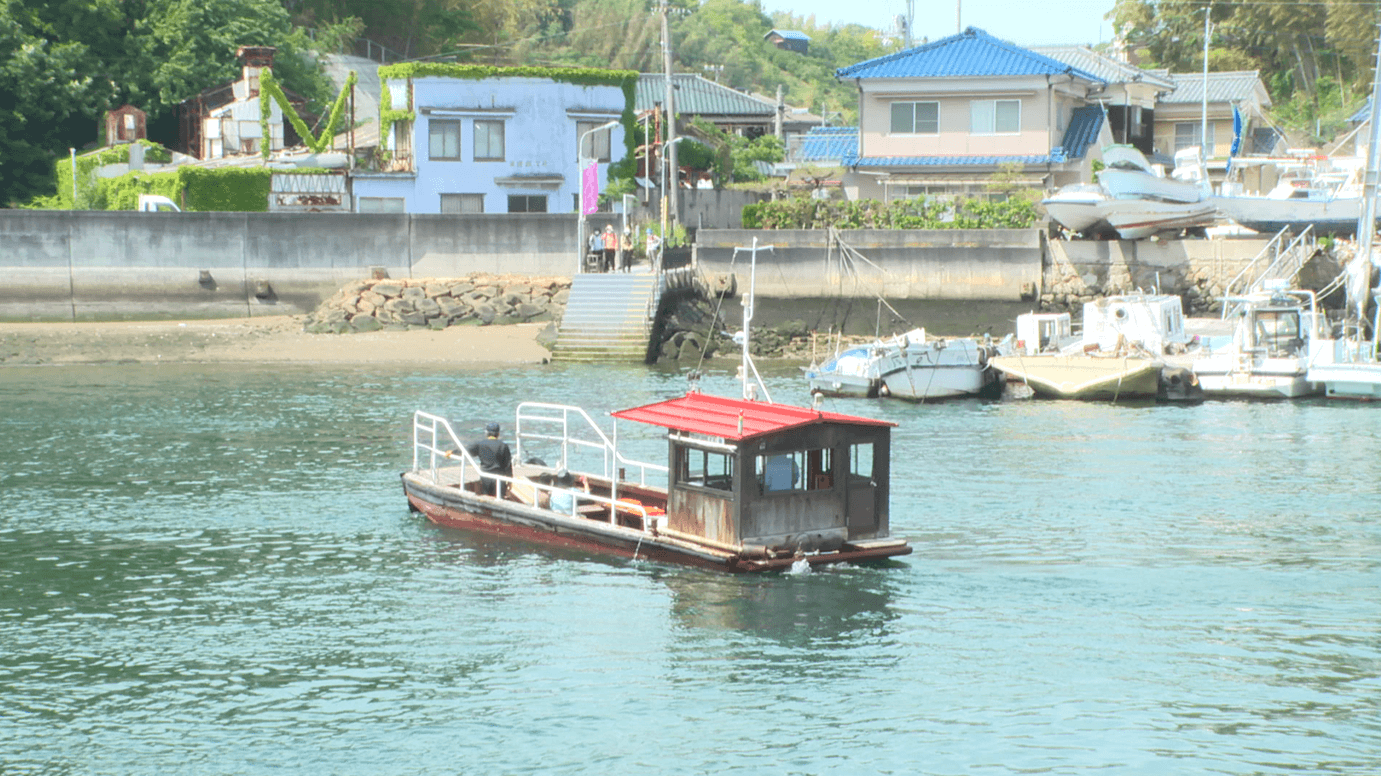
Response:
[1043,146,1215,239]
[991,294,1203,401]
[1210,156,1366,236]
[1192,282,1327,399]
[805,328,1004,401]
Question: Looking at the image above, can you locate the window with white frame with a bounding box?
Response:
[428,119,460,160]
[474,120,504,161]
[577,120,612,161]
[1174,122,1214,153]
[890,101,938,134]
[440,194,484,214]
[971,99,1021,134]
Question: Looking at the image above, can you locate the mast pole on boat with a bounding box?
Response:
[735,237,773,403]
[1352,19,1381,333]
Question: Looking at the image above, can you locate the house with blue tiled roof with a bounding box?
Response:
[834,27,1115,200]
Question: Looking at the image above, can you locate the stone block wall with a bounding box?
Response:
[302,274,571,333]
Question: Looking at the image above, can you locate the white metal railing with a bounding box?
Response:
[1222,225,1316,318]
[513,402,667,487]
[411,410,662,531]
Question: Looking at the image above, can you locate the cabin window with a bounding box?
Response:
[849,442,874,483]
[756,448,833,493]
[1254,310,1304,356]
[677,446,734,492]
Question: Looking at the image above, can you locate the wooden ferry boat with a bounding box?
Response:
[401,392,911,573]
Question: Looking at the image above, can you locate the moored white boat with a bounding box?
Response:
[803,344,881,398]
[1192,283,1326,399]
[805,328,1004,401]
[993,294,1203,401]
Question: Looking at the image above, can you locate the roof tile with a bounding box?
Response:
[836,27,1103,82]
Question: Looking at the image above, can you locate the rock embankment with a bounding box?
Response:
[303,274,571,334]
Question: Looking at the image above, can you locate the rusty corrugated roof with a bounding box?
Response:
[612,391,894,442]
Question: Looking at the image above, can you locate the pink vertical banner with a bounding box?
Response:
[580,163,599,215]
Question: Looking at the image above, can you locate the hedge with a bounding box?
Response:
[741,196,1040,230]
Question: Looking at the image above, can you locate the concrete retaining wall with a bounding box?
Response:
[694,228,1043,301]
[0,211,579,320]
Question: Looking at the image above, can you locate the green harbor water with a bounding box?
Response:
[1,362,1379,775]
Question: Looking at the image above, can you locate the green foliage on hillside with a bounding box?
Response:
[1111,0,1375,139]
[2,0,335,207]
[742,196,1040,230]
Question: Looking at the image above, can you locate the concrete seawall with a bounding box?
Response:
[695,228,1044,301]
[0,211,579,320]
[2,211,1283,321]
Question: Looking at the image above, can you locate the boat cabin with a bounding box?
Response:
[1014,312,1074,355]
[611,391,895,553]
[1082,294,1191,355]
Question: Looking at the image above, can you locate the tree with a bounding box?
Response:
[2,0,334,206]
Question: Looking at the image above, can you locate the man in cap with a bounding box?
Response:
[470,421,512,497]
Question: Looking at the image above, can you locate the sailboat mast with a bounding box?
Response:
[1354,19,1381,328]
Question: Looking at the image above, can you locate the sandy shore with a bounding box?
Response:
[0,316,554,367]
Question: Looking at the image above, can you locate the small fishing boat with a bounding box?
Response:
[402,239,912,572]
[873,330,1004,400]
[803,343,882,398]
[805,328,1003,401]
[992,294,1203,402]
[1192,283,1326,399]
[401,394,911,572]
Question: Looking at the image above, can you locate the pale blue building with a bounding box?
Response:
[353,66,633,215]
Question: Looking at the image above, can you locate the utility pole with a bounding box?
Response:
[1201,6,1210,163]
[661,0,679,238]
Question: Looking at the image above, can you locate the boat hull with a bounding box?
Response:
[401,472,911,573]
[1210,194,1363,237]
[990,355,1162,400]
[876,338,1003,400]
[1192,355,1321,398]
[1307,359,1381,399]
[880,364,1002,400]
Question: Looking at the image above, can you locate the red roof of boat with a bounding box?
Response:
[611,391,895,441]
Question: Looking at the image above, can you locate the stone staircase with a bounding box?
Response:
[552,273,662,362]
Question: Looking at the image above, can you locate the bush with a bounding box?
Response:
[740,195,1040,230]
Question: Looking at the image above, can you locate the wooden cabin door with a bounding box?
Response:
[846,479,877,536]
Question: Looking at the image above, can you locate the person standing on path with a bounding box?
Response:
[601,224,618,272]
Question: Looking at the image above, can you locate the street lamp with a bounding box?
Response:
[658,136,684,274]
[576,119,620,275]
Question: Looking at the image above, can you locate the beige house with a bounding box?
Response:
[1031,46,1176,159]
[1150,70,1272,166]
[834,27,1113,200]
